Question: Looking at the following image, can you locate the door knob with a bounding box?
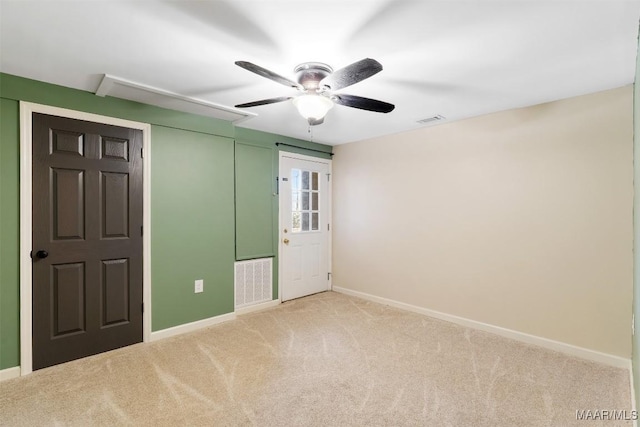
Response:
[283,238,290,245]
[35,250,49,259]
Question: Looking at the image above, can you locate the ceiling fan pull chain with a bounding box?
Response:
[308,124,314,143]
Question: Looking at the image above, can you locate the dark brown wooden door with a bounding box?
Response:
[32,113,143,370]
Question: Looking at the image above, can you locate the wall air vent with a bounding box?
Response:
[417,115,445,124]
[234,258,272,309]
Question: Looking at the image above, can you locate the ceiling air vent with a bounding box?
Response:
[417,115,445,124]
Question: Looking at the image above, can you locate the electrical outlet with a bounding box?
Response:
[195,279,204,293]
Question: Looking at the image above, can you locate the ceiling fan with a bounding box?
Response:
[234,58,395,125]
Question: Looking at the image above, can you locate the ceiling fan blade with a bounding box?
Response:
[332,94,395,113]
[235,96,292,108]
[320,58,383,91]
[235,61,302,90]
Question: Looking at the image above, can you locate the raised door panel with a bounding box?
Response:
[101,136,129,161]
[51,168,85,240]
[50,129,85,157]
[308,243,321,278]
[51,262,86,337]
[101,172,129,239]
[101,259,130,327]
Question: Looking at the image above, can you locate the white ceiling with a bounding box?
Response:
[1,0,639,145]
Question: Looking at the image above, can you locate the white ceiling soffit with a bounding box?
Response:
[95,74,256,124]
[1,0,639,145]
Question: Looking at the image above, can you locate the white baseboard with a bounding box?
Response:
[150,312,236,342]
[333,286,631,369]
[235,299,280,315]
[0,366,21,382]
[632,367,638,427]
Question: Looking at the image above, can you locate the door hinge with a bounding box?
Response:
[327,223,330,231]
[141,148,144,158]
[327,173,331,181]
[141,226,143,236]
[141,303,144,313]
[327,272,332,280]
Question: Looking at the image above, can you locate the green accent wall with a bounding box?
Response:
[0,73,331,370]
[235,142,276,260]
[0,98,20,369]
[151,126,235,330]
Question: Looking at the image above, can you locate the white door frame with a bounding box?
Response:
[19,101,152,375]
[277,151,332,301]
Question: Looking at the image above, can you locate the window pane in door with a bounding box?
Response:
[292,169,300,191]
[292,212,301,232]
[312,172,318,190]
[302,192,309,210]
[292,192,300,211]
[311,213,319,231]
[302,171,309,190]
[311,192,318,210]
[302,212,309,231]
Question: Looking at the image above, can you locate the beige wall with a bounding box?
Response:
[332,86,633,357]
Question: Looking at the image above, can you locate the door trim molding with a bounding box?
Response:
[19,101,152,376]
[277,151,332,302]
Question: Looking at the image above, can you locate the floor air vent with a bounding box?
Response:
[234,258,273,309]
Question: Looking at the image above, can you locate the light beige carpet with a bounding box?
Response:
[0,291,632,426]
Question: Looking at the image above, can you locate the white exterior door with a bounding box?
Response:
[279,153,331,301]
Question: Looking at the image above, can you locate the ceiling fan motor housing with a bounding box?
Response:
[294,62,333,91]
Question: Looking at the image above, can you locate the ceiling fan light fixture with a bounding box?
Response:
[292,94,333,124]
